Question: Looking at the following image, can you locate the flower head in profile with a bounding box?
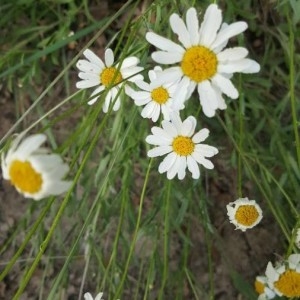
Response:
[1,133,71,200]
[226,197,263,231]
[146,4,260,117]
[265,254,300,298]
[76,48,143,112]
[254,276,276,300]
[131,66,182,122]
[145,113,218,180]
[84,292,104,300]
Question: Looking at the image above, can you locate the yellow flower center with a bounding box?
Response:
[172,136,195,156]
[274,270,300,297]
[234,205,260,226]
[100,67,123,87]
[9,160,43,194]
[151,87,169,104]
[254,279,265,295]
[181,46,218,83]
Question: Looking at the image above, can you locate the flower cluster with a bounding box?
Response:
[75,4,259,182]
[255,254,300,299]
[0,3,273,299]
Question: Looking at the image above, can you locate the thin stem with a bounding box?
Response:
[114,158,153,299]
[286,6,300,167]
[158,180,171,299]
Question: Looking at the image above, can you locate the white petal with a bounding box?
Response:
[151,104,161,122]
[15,134,47,158]
[141,102,156,119]
[192,128,209,143]
[217,47,249,61]
[214,86,227,110]
[170,113,183,132]
[161,119,178,138]
[197,81,219,117]
[149,69,158,82]
[195,144,219,157]
[126,73,144,83]
[211,21,248,50]
[199,4,222,47]
[131,91,151,103]
[84,293,93,300]
[44,181,71,196]
[170,13,191,48]
[152,51,183,64]
[177,156,187,180]
[265,262,279,284]
[186,7,199,45]
[146,32,185,53]
[102,91,112,113]
[121,56,139,68]
[83,49,104,67]
[104,48,114,67]
[152,126,173,141]
[76,60,102,73]
[135,80,151,91]
[181,116,196,137]
[211,74,238,99]
[167,155,181,179]
[88,86,105,105]
[155,67,183,84]
[78,72,100,81]
[241,60,260,73]
[146,133,171,146]
[187,156,200,179]
[148,146,173,157]
[158,152,177,173]
[95,293,104,300]
[218,58,259,74]
[76,79,100,89]
[192,152,215,169]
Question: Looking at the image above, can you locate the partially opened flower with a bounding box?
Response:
[131,66,182,122]
[1,133,71,200]
[145,113,218,180]
[226,198,263,231]
[76,48,143,112]
[146,4,260,117]
[254,276,276,300]
[265,254,300,298]
[84,292,104,300]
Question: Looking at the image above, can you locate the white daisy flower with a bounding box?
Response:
[254,276,276,300]
[131,66,182,122]
[226,197,263,231]
[84,292,104,300]
[145,113,218,180]
[265,253,300,298]
[1,133,71,200]
[146,4,260,117]
[76,48,144,112]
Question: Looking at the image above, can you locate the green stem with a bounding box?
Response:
[114,158,153,299]
[158,180,171,299]
[286,6,300,167]
[0,199,54,281]
[238,79,244,198]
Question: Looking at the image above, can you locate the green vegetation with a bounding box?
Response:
[0,0,299,299]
